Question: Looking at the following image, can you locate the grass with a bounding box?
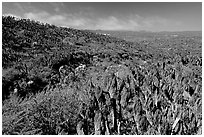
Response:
[2,86,83,135]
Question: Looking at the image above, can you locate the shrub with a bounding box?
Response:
[2,87,82,135]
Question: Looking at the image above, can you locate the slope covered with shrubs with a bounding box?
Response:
[2,16,202,135]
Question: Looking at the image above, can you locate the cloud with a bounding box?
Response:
[96,15,141,31]
[49,3,65,13]
[22,10,180,31]
[13,3,34,12]
[24,11,90,28]
[3,2,184,31]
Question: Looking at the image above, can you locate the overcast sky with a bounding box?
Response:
[2,2,202,31]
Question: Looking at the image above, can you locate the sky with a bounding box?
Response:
[2,2,202,31]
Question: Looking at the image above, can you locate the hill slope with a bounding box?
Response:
[2,16,202,135]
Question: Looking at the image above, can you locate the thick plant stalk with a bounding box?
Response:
[105,119,111,135]
[132,116,139,135]
[117,119,121,135]
[133,114,140,135]
[171,117,180,134]
[116,93,122,135]
[76,121,85,135]
[111,98,117,131]
[101,115,106,135]
[94,111,102,135]
[107,75,118,132]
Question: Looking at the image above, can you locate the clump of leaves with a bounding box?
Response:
[2,87,82,135]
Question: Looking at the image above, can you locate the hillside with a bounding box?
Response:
[91,30,202,42]
[2,16,202,135]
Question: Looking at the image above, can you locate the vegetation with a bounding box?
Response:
[2,16,202,135]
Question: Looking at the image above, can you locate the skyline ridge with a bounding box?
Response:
[3,14,202,33]
[2,2,202,31]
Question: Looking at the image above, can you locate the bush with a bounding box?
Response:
[2,87,82,135]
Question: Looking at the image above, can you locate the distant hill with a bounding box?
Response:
[90,30,202,42]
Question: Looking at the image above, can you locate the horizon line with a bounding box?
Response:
[3,14,202,33]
